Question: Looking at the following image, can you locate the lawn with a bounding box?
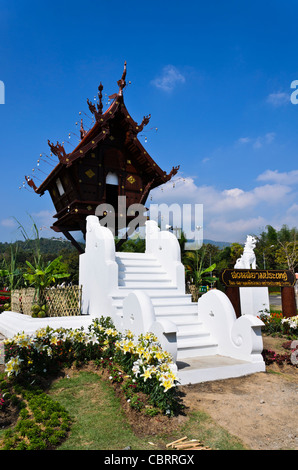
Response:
[48,369,246,451]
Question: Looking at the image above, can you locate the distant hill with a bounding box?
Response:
[0,237,231,255]
[203,239,232,248]
[0,237,83,255]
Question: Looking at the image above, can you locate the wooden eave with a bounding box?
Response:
[35,161,64,195]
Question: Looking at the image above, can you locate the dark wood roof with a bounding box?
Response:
[33,63,179,196]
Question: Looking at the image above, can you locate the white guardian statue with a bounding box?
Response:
[235,235,269,316]
[234,235,257,269]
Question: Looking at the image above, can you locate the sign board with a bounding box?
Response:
[221,269,296,288]
[199,286,208,293]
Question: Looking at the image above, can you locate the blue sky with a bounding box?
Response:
[1,0,298,244]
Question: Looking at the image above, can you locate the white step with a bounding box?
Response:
[118,279,173,288]
[177,327,212,341]
[111,292,193,306]
[118,272,169,281]
[175,320,205,334]
[155,312,199,325]
[114,252,219,362]
[177,356,266,385]
[177,337,218,359]
[118,265,164,273]
[115,253,157,264]
[153,303,198,315]
[116,252,155,259]
[117,284,176,293]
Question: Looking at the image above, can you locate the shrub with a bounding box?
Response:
[0,380,72,450]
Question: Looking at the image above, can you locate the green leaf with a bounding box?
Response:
[25,260,36,271]
[201,263,216,275]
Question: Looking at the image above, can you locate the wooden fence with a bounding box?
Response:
[11,286,82,317]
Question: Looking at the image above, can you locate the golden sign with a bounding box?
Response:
[221,269,296,287]
[127,175,136,184]
[85,169,95,179]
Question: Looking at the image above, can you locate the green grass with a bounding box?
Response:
[179,410,247,450]
[49,371,158,450]
[48,370,247,450]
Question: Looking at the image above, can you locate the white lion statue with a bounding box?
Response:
[234,235,257,269]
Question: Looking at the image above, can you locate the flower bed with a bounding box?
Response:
[259,312,298,337]
[3,317,182,417]
[0,289,10,313]
[259,312,298,367]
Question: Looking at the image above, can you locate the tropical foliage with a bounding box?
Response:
[183,248,217,288]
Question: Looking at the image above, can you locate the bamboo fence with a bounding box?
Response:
[11,286,82,317]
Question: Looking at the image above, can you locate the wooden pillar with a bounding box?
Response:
[62,231,85,255]
[281,286,297,318]
[225,286,241,318]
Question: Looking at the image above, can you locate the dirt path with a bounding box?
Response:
[181,337,298,450]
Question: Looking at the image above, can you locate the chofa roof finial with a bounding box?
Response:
[117,61,127,95]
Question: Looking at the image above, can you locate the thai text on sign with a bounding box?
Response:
[220,269,296,287]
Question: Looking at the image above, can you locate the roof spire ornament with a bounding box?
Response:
[98,82,103,115]
[87,82,104,121]
[80,119,87,140]
[25,175,37,191]
[47,140,67,161]
[87,97,100,122]
[138,114,151,133]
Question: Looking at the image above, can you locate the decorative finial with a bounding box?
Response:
[98,82,103,115]
[80,119,87,139]
[138,114,151,133]
[25,175,37,191]
[47,140,67,161]
[117,61,127,95]
[167,165,180,179]
[87,98,100,122]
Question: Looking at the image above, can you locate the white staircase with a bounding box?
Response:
[111,251,218,360]
[0,216,265,385]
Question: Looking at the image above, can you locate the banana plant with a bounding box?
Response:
[183,248,218,288]
[23,255,70,306]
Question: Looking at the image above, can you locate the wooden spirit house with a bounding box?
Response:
[26,62,179,253]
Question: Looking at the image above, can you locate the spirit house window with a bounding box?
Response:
[106,172,118,185]
[56,178,65,196]
[105,172,119,210]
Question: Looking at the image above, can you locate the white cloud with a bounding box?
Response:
[149,173,296,242]
[1,218,17,228]
[236,132,275,149]
[151,65,185,92]
[257,169,298,185]
[208,216,266,237]
[237,137,251,144]
[267,92,290,107]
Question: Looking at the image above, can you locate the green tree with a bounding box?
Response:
[183,248,217,288]
[0,245,23,291]
[230,243,244,266]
